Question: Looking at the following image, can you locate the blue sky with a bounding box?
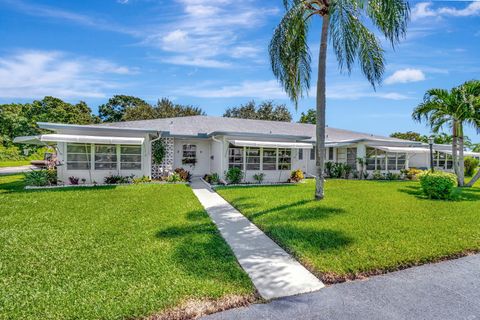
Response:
[0,0,479,139]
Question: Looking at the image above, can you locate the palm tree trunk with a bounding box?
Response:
[458,123,465,186]
[452,122,459,181]
[466,170,480,187]
[315,14,329,200]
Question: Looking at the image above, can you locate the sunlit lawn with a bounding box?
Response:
[0,175,253,319]
[0,160,31,167]
[217,178,480,282]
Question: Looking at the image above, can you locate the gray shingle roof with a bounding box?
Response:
[97,115,410,144]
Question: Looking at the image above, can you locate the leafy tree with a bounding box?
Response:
[98,95,150,122]
[123,104,157,121]
[413,80,480,187]
[390,131,427,142]
[298,109,316,124]
[223,100,292,122]
[471,143,480,153]
[270,0,409,199]
[154,98,205,118]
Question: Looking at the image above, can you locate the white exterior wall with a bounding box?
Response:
[55,132,151,184]
[173,138,211,176]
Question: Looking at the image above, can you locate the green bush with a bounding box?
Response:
[104,175,132,184]
[133,176,151,184]
[24,169,57,186]
[226,167,243,184]
[167,172,182,182]
[325,162,352,179]
[174,168,191,182]
[419,171,457,200]
[203,173,220,184]
[253,173,265,184]
[464,157,479,177]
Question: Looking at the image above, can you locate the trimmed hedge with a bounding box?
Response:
[419,171,457,200]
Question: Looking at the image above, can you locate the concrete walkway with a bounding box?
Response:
[204,254,480,320]
[0,165,36,175]
[190,179,324,300]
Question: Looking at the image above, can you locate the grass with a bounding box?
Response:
[217,179,480,282]
[0,175,253,320]
[0,160,31,167]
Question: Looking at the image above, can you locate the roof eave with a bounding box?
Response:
[37,122,159,134]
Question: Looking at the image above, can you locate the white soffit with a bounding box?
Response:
[229,140,313,149]
[14,134,144,145]
[373,146,431,154]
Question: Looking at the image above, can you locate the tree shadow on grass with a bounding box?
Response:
[155,210,254,285]
[249,200,346,221]
[398,185,480,202]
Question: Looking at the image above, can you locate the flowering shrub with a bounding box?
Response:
[289,169,304,183]
[419,171,457,200]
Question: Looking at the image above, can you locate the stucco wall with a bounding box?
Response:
[173,138,211,176]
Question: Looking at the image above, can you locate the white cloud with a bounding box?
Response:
[385,69,426,85]
[412,2,480,20]
[173,80,410,101]
[0,50,134,99]
[142,0,278,67]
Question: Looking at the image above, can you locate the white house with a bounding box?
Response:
[13,115,480,184]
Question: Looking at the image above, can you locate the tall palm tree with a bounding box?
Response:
[270,0,410,199]
[412,80,480,186]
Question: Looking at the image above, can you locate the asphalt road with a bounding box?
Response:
[204,255,480,320]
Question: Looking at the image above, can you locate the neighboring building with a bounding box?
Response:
[14,116,480,184]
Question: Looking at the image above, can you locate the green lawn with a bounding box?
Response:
[0,175,253,319]
[217,179,480,282]
[0,160,31,167]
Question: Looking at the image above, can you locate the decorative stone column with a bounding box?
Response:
[151,137,174,179]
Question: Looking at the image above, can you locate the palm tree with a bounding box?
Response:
[412,80,480,186]
[269,0,410,199]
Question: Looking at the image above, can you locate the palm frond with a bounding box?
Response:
[329,0,385,87]
[367,0,410,46]
[269,1,311,108]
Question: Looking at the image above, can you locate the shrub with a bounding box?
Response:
[419,171,457,200]
[24,169,57,186]
[226,167,243,184]
[253,173,265,184]
[371,170,384,180]
[104,175,132,184]
[385,172,401,180]
[203,173,220,184]
[167,172,182,182]
[464,157,479,177]
[289,169,304,183]
[174,168,191,182]
[151,140,165,164]
[68,176,79,185]
[133,176,151,184]
[325,162,352,179]
[403,168,424,180]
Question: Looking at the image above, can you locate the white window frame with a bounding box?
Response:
[66,143,92,170]
[120,145,142,170]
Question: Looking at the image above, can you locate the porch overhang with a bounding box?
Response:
[229,140,313,149]
[13,134,144,145]
[371,146,431,154]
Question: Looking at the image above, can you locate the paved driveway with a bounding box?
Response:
[204,255,480,320]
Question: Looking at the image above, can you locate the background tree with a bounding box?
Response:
[390,131,427,142]
[270,0,409,199]
[123,104,157,121]
[298,108,316,124]
[98,95,150,122]
[154,98,205,118]
[223,100,292,122]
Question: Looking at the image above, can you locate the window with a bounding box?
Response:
[278,149,291,170]
[310,146,315,160]
[228,145,243,169]
[298,149,303,160]
[182,144,197,165]
[347,148,357,168]
[328,147,334,161]
[263,148,277,170]
[434,151,453,169]
[366,147,376,170]
[246,148,261,170]
[67,143,91,170]
[121,145,141,170]
[95,144,117,170]
[366,147,406,171]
